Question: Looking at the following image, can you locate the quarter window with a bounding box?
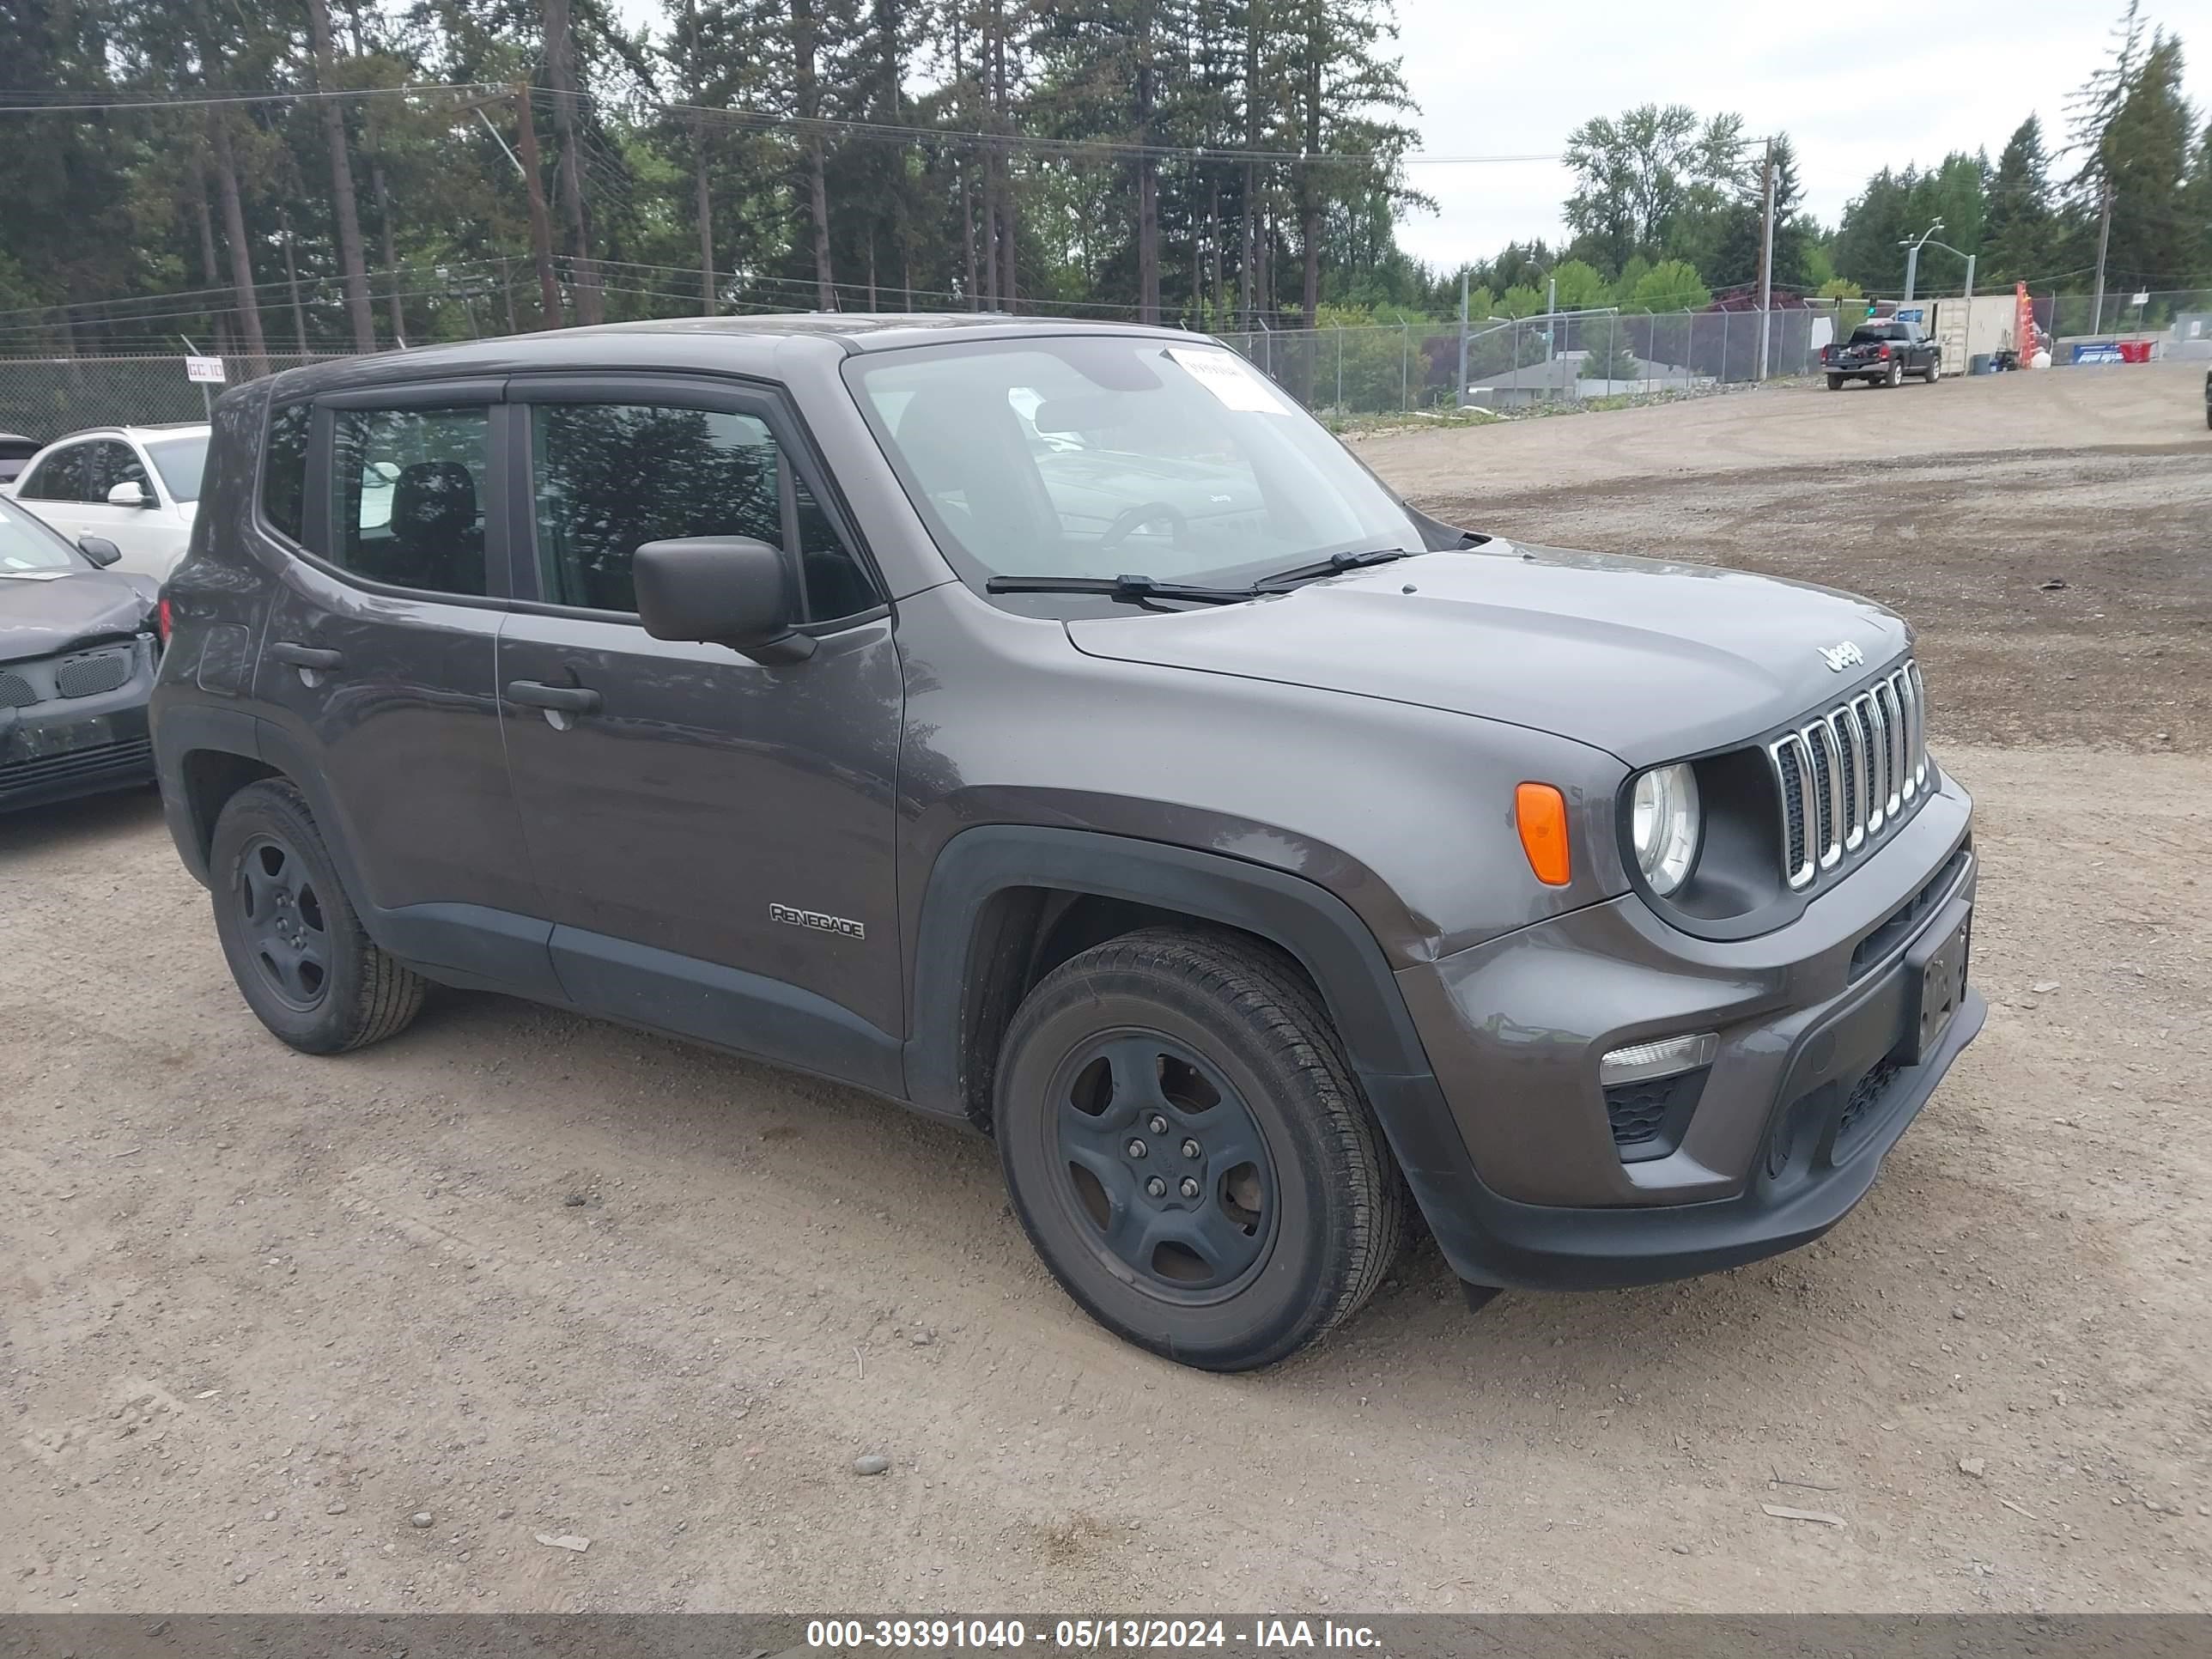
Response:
[261,404,311,544]
[329,404,491,596]
[529,401,876,620]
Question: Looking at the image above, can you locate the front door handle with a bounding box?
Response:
[270,641,344,672]
[506,679,603,715]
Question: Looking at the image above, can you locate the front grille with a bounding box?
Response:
[53,650,131,699]
[1769,660,1928,890]
[0,669,36,708]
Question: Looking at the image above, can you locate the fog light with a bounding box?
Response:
[1599,1031,1718,1086]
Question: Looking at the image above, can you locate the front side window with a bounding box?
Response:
[83,441,151,501]
[329,404,491,596]
[529,401,875,620]
[20,445,88,503]
[845,337,1425,591]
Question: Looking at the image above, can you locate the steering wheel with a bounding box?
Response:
[1097,501,1188,551]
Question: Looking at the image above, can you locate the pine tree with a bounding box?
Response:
[1983,115,2058,285]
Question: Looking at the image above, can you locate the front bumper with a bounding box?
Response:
[0,636,158,813]
[1376,765,1980,1291]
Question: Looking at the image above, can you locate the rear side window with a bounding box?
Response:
[529,401,877,620]
[20,445,87,502]
[261,404,310,544]
[328,405,491,596]
[82,441,150,501]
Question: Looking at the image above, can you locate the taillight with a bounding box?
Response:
[157,598,172,642]
[1879,344,1892,359]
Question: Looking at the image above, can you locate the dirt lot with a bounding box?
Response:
[5,362,2210,1613]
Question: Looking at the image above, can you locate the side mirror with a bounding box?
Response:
[107,479,152,507]
[632,536,814,664]
[79,536,123,567]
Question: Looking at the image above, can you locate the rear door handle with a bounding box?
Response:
[270,641,344,672]
[506,679,603,715]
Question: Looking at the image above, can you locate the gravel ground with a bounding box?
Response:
[4,363,2209,1613]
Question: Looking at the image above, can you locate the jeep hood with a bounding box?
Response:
[1065,542,1910,765]
[0,568,159,663]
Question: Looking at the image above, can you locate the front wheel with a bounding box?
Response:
[1926,356,1942,382]
[994,929,1405,1370]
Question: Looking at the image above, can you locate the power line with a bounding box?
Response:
[0,82,500,115]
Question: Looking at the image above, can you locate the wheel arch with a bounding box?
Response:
[904,825,1437,1130]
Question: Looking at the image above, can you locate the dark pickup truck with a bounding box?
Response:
[1823,320,1942,389]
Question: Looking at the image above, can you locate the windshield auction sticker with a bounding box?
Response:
[1167,348,1292,415]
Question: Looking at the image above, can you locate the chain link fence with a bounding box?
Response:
[0,354,347,442]
[2,289,2206,439]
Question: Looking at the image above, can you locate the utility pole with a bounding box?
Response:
[1456,269,1468,407]
[513,83,562,328]
[2090,178,2114,335]
[1756,140,1777,380]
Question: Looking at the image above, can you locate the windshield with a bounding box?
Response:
[844,337,1424,588]
[0,496,84,573]
[145,432,210,501]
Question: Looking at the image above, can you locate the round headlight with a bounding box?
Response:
[1631,763,1702,896]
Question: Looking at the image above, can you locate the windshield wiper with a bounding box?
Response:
[1253,546,1413,587]
[984,574,1264,607]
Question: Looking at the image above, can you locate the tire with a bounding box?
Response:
[994,927,1405,1371]
[1925,356,1942,383]
[1884,360,1904,388]
[1826,374,1844,392]
[209,778,425,1054]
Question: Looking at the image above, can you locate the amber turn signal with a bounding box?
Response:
[1515,782,1571,886]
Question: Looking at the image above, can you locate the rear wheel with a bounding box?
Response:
[1884,360,1904,388]
[1826,374,1844,392]
[994,928,1404,1370]
[210,780,424,1054]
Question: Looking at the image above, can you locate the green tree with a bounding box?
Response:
[1628,258,1710,312]
[1981,115,2060,284]
[1562,103,1745,273]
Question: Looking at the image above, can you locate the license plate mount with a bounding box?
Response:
[1903,903,1972,1066]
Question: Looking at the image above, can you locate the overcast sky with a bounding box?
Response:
[1390,0,2209,268]
[609,0,2205,271]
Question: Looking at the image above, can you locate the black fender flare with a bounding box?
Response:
[902,823,1500,1281]
[904,824,1437,1114]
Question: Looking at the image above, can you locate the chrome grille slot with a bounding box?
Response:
[1769,731,1816,890]
[1874,677,1905,816]
[1766,657,1930,892]
[1805,718,1843,868]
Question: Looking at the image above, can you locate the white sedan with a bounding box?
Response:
[1,423,210,580]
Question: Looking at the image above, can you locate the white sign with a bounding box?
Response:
[185,355,226,384]
[1166,347,1291,415]
[2131,291,2150,307]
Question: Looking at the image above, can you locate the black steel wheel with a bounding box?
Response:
[234,832,332,1012]
[996,928,1404,1370]
[210,779,425,1054]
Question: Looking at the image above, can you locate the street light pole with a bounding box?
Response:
[1899,219,1944,307]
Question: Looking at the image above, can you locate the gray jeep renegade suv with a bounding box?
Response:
[152,315,1981,1370]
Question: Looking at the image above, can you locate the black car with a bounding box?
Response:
[0,495,161,812]
[0,432,42,488]
[1822,320,1942,389]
